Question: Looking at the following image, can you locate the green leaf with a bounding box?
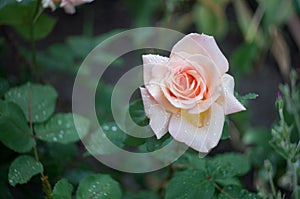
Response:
[235,92,259,101]
[47,142,77,164]
[0,0,15,9]
[53,178,73,199]
[127,0,161,27]
[193,3,227,39]
[145,134,172,152]
[129,99,149,126]
[215,178,241,187]
[8,155,43,186]
[5,82,57,123]
[208,153,250,179]
[35,113,90,144]
[233,1,266,49]
[76,174,122,199]
[15,13,57,41]
[0,0,31,10]
[123,191,159,199]
[218,185,261,199]
[102,122,127,148]
[230,42,258,76]
[259,0,293,27]
[165,169,215,199]
[173,153,207,170]
[0,100,35,153]
[0,2,56,41]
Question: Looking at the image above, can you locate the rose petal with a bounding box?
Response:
[168,103,224,153]
[171,34,208,58]
[140,87,157,117]
[187,90,220,114]
[161,54,222,112]
[221,74,246,114]
[142,54,169,86]
[171,33,229,75]
[140,88,171,139]
[190,33,229,74]
[148,104,171,139]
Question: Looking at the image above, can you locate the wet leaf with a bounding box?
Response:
[52,178,73,199]
[0,100,35,153]
[5,82,57,123]
[165,169,215,199]
[76,174,121,199]
[8,155,43,186]
[35,113,90,144]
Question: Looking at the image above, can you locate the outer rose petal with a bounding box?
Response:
[140,88,170,139]
[171,33,229,75]
[221,74,246,114]
[42,0,56,11]
[168,103,224,153]
[62,4,76,14]
[60,0,94,14]
[189,33,229,74]
[142,54,177,113]
[142,54,169,86]
[140,87,157,117]
[149,104,170,139]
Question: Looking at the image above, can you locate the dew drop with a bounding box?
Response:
[92,185,96,188]
[53,137,58,142]
[42,110,46,115]
[111,126,117,132]
[17,93,21,97]
[58,120,62,125]
[103,125,109,131]
[35,115,39,120]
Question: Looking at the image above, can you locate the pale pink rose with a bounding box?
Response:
[60,0,93,14]
[140,33,245,153]
[42,0,56,11]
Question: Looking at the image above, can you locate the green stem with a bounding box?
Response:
[292,108,300,137]
[265,160,277,197]
[30,0,42,77]
[29,86,53,199]
[292,161,299,199]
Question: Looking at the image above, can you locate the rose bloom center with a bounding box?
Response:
[167,66,207,101]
